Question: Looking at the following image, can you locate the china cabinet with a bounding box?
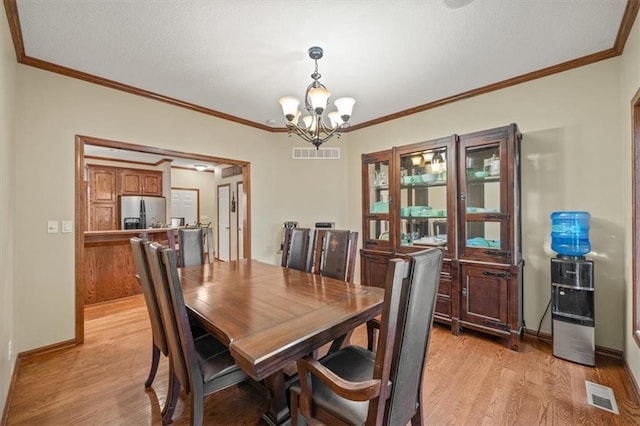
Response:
[360,124,523,349]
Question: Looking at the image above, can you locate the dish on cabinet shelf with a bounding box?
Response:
[413,236,447,246]
[466,207,499,213]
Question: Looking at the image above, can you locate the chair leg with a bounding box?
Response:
[162,373,180,425]
[366,321,377,351]
[290,390,300,426]
[410,402,424,426]
[145,344,161,388]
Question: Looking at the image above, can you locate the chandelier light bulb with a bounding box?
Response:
[278,46,356,149]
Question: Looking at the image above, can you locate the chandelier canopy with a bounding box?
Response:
[279,46,355,149]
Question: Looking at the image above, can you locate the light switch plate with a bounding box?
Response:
[62,220,73,233]
[47,221,59,234]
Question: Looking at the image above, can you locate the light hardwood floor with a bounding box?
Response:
[4,295,640,425]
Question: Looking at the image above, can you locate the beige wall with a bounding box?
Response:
[1,0,17,408]
[10,62,350,354]
[3,3,640,411]
[621,12,640,388]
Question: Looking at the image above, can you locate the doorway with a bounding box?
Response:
[217,184,231,261]
[74,135,252,343]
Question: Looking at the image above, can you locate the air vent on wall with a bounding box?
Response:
[292,147,340,160]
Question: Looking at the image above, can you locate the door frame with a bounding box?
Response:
[217,183,231,261]
[237,181,244,259]
[75,135,251,343]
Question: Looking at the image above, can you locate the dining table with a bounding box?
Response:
[178,259,385,425]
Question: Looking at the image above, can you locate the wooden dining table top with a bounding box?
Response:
[178,259,385,381]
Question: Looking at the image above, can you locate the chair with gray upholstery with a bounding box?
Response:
[281,227,314,272]
[178,227,205,267]
[290,248,443,426]
[145,241,249,425]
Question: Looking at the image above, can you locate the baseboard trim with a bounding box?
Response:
[2,338,77,423]
[1,357,18,426]
[522,328,623,359]
[17,338,77,360]
[623,356,640,403]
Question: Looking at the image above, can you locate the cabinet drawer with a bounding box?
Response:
[441,260,451,276]
[435,295,451,318]
[438,277,451,297]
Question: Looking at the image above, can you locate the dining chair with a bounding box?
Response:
[290,247,443,426]
[281,227,315,272]
[130,237,169,390]
[312,229,358,283]
[178,227,205,267]
[146,241,249,425]
[131,238,208,389]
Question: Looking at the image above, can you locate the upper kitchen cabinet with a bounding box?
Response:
[119,169,163,195]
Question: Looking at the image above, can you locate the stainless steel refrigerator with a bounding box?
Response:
[119,195,167,229]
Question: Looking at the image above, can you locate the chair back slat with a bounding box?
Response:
[282,228,314,272]
[179,228,205,267]
[385,248,443,425]
[145,242,195,393]
[130,237,167,355]
[312,229,358,282]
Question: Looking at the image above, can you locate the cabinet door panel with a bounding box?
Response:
[460,264,508,328]
[90,204,117,230]
[90,169,117,202]
[120,171,143,194]
[142,173,162,195]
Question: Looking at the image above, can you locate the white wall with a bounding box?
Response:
[11,65,350,354]
[0,0,17,408]
[347,59,625,351]
[621,12,640,389]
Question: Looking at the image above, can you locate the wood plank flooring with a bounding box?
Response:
[4,295,640,425]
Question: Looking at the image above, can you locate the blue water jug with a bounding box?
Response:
[550,211,591,256]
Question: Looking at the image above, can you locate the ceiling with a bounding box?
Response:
[6,1,638,133]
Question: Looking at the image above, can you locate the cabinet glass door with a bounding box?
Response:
[396,141,452,254]
[362,152,392,249]
[459,138,511,263]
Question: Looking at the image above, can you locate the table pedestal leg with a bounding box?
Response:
[262,372,290,426]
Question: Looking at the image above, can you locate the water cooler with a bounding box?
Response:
[550,211,595,366]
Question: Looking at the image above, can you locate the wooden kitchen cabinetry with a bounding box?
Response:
[87,166,118,230]
[360,124,523,349]
[86,165,164,231]
[118,168,163,195]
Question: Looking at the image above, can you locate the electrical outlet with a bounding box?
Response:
[62,220,73,233]
[8,340,12,361]
[47,221,59,234]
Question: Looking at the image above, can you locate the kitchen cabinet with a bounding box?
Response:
[87,165,164,230]
[360,124,522,349]
[87,166,118,230]
[119,169,163,195]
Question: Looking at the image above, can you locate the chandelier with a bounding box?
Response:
[278,46,356,149]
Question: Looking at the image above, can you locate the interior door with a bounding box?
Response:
[170,188,198,225]
[237,182,244,259]
[218,184,230,261]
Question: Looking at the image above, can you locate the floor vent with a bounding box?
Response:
[585,380,619,414]
[292,147,340,160]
